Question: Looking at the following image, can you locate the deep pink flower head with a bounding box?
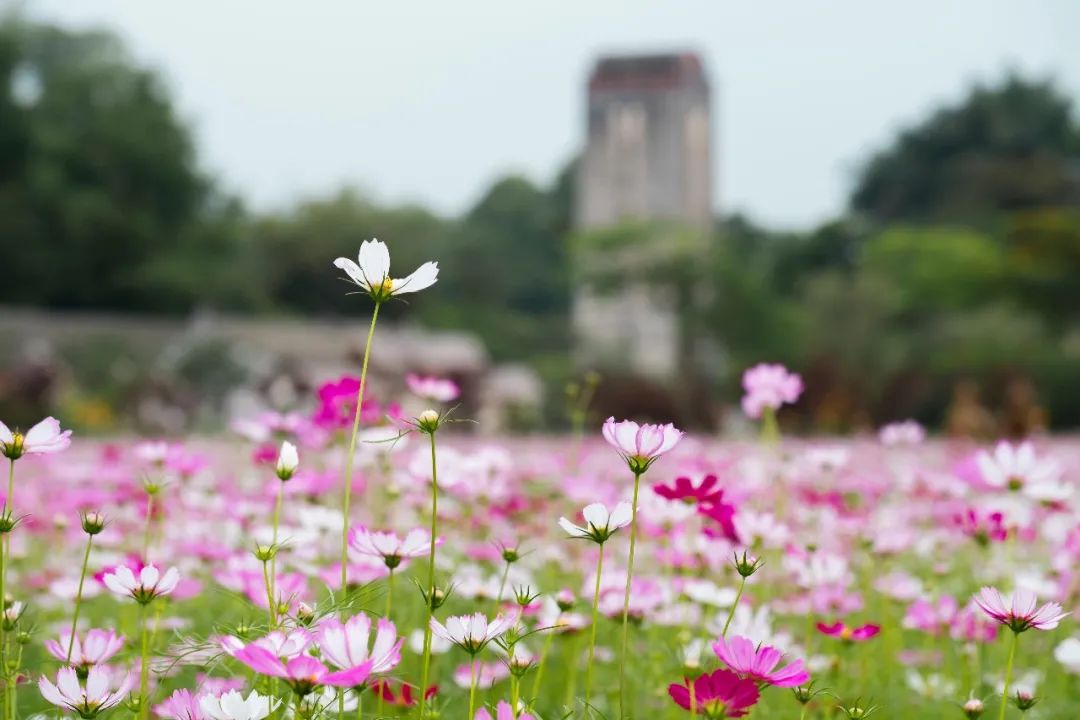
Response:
[699,495,740,544]
[313,377,398,430]
[712,635,810,688]
[0,417,71,459]
[475,700,534,720]
[816,621,880,642]
[668,668,760,717]
[44,629,125,668]
[973,586,1068,633]
[741,363,803,419]
[235,645,372,695]
[654,475,723,505]
[370,680,437,708]
[953,508,1008,546]
[602,417,684,474]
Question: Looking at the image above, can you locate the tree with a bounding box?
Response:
[0,18,244,313]
[852,75,1080,223]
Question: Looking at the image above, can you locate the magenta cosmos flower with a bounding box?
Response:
[817,621,880,642]
[235,645,373,696]
[0,417,71,460]
[317,613,404,675]
[973,587,1068,633]
[39,666,131,718]
[44,629,125,668]
[602,417,684,474]
[668,668,760,718]
[476,700,534,720]
[740,363,802,419]
[712,635,810,688]
[654,474,723,504]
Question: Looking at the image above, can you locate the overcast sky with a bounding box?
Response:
[27,1,1080,228]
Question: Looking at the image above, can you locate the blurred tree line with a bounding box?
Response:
[1,18,1079,430]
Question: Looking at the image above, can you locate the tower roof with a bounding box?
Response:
[588,52,707,94]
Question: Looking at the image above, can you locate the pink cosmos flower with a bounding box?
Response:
[903,596,959,636]
[878,420,925,446]
[370,680,437,708]
[711,635,810,688]
[430,611,519,655]
[668,668,760,717]
[740,363,803,419]
[44,628,125,668]
[406,374,460,403]
[602,417,684,473]
[316,613,403,675]
[102,564,179,604]
[476,700,534,720]
[155,689,204,720]
[39,666,131,718]
[973,587,1068,633]
[953,508,1008,546]
[0,417,71,459]
[349,527,440,566]
[816,621,880,642]
[234,645,372,695]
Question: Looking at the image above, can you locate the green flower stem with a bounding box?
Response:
[65,533,95,661]
[584,543,605,707]
[618,470,644,719]
[418,429,440,720]
[530,629,555,698]
[138,603,152,720]
[270,478,284,609]
[493,559,511,614]
[721,576,747,638]
[467,658,478,720]
[999,631,1018,720]
[339,301,381,594]
[261,560,277,629]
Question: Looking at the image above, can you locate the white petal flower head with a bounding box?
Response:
[430,611,519,654]
[333,238,439,302]
[200,690,278,720]
[276,441,299,481]
[558,501,633,544]
[39,666,131,718]
[0,416,72,460]
[102,564,179,605]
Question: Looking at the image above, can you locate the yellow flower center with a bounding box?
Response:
[840,626,854,640]
[372,277,394,295]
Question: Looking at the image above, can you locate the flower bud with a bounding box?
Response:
[1,432,24,460]
[253,544,277,562]
[276,441,299,481]
[0,512,18,534]
[295,602,315,626]
[416,410,441,434]
[1012,691,1038,712]
[556,588,576,612]
[732,550,765,578]
[81,511,106,535]
[962,698,984,718]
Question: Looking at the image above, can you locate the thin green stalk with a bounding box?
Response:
[270,479,284,616]
[999,631,1018,720]
[493,560,511,613]
[65,534,94,661]
[339,302,381,594]
[3,459,13,720]
[418,430,440,720]
[584,544,605,706]
[142,493,154,561]
[355,687,363,720]
[721,576,747,638]
[530,630,555,698]
[618,470,644,719]
[375,568,394,718]
[262,560,277,629]
[138,603,151,720]
[468,659,478,720]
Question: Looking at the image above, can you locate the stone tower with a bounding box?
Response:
[574,52,713,379]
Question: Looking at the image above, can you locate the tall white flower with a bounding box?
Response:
[430,611,518,655]
[558,502,633,544]
[200,690,278,720]
[39,666,131,718]
[333,239,438,302]
[102,564,179,605]
[276,441,298,481]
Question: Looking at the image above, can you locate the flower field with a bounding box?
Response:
[2,241,1079,720]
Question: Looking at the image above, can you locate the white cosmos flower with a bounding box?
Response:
[200,690,278,720]
[430,611,519,654]
[333,239,438,301]
[39,666,131,717]
[276,441,298,480]
[558,502,633,544]
[102,564,179,604]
